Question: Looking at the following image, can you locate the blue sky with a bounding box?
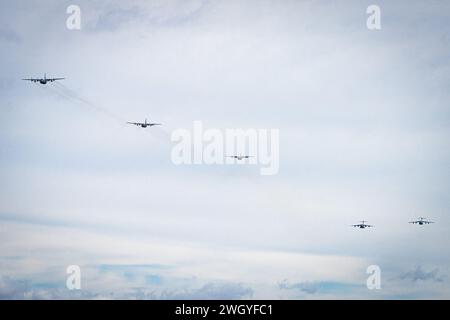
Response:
[1,0,450,299]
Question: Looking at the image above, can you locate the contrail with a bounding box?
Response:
[144,125,172,147]
[51,82,125,124]
[39,83,90,109]
[39,84,101,117]
[49,82,172,146]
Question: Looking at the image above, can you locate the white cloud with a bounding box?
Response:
[1,0,450,299]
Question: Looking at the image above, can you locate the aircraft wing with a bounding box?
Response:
[48,78,65,82]
[22,78,37,81]
[150,123,162,126]
[127,122,142,126]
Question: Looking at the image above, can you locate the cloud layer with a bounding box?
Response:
[1,0,450,299]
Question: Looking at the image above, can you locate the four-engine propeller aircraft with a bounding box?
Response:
[22,73,65,85]
[409,217,434,225]
[227,155,254,160]
[352,220,374,229]
[127,118,162,128]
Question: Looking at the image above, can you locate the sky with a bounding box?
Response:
[1,0,450,299]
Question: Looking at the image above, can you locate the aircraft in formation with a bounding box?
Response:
[352,221,374,229]
[22,73,65,85]
[409,217,434,225]
[127,118,162,128]
[21,75,439,231]
[227,155,254,160]
[22,75,163,129]
[353,217,435,229]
